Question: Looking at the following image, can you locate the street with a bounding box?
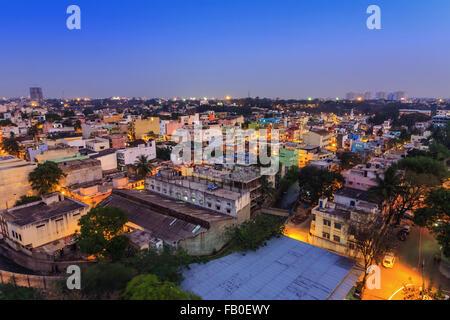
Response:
[284,218,450,300]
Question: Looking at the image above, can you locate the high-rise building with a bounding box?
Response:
[30,87,43,101]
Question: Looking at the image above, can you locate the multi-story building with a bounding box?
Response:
[132,118,160,140]
[116,141,156,169]
[309,188,380,257]
[29,87,43,102]
[146,168,251,222]
[302,130,331,149]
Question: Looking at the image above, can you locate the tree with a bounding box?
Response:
[77,206,130,262]
[133,155,153,179]
[81,262,136,299]
[298,166,344,204]
[337,151,363,170]
[1,132,20,156]
[260,175,276,206]
[225,214,285,252]
[0,283,42,300]
[28,161,66,195]
[126,246,194,284]
[348,214,394,290]
[15,195,41,206]
[28,124,41,141]
[414,188,450,258]
[156,147,171,161]
[122,274,201,300]
[74,120,82,132]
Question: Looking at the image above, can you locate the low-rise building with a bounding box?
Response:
[117,141,156,169]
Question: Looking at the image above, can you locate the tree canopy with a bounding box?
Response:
[28,161,66,195]
[77,206,130,262]
[122,274,201,300]
[298,166,344,204]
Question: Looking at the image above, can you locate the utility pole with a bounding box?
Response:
[421,259,425,300]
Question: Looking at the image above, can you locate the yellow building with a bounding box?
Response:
[133,118,160,140]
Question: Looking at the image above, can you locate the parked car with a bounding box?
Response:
[383,253,396,268]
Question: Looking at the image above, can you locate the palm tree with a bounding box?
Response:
[133,155,153,179]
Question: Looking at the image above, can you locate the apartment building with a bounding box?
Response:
[309,188,380,257]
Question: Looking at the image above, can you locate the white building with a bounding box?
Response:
[86,137,110,152]
[117,141,156,169]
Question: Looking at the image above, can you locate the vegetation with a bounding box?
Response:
[125,247,194,285]
[14,195,41,206]
[77,206,130,262]
[122,274,201,300]
[0,132,20,156]
[414,188,450,258]
[156,147,172,161]
[225,214,285,252]
[0,283,42,300]
[298,166,344,204]
[28,161,66,195]
[81,262,136,299]
[337,151,364,170]
[133,155,153,179]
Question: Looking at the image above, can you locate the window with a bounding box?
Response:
[312,214,316,221]
[192,198,196,203]
[334,223,342,230]
[348,242,355,250]
[322,232,330,239]
[199,200,204,205]
[207,203,212,208]
[333,235,340,243]
[350,200,356,207]
[226,209,231,214]
[19,234,22,241]
[323,219,331,227]
[216,205,221,210]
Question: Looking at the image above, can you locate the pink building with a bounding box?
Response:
[109,134,126,150]
[343,164,383,191]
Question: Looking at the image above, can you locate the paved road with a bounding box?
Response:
[363,225,450,300]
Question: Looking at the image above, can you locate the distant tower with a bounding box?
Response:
[30,87,43,102]
[350,108,354,120]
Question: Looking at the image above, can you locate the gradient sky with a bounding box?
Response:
[1,0,450,99]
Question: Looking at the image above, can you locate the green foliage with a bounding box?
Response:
[397,156,448,184]
[77,206,130,262]
[122,274,201,300]
[225,214,285,252]
[81,262,136,299]
[337,151,363,170]
[393,113,431,129]
[133,155,153,179]
[0,119,15,127]
[125,246,194,285]
[45,113,62,122]
[28,161,66,195]
[298,166,344,204]
[0,283,42,300]
[156,147,172,161]
[15,195,41,206]
[0,133,20,156]
[414,188,450,258]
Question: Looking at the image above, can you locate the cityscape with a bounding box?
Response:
[0,0,449,312]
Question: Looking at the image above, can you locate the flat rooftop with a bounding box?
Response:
[182,236,358,300]
[2,198,87,227]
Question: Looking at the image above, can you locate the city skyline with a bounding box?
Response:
[1,0,450,99]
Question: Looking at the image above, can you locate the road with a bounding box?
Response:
[284,217,450,300]
[363,225,450,300]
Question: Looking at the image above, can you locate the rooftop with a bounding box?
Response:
[1,195,87,227]
[182,236,358,300]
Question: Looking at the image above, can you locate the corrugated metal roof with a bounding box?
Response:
[182,236,357,300]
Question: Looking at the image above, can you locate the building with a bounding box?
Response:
[58,158,103,187]
[399,109,431,117]
[0,193,89,271]
[85,137,110,152]
[117,141,156,169]
[132,118,160,140]
[146,168,251,222]
[309,188,380,257]
[101,189,238,255]
[182,236,361,300]
[302,130,331,149]
[108,134,126,149]
[29,87,43,102]
[90,150,118,171]
[34,146,79,163]
[0,156,37,210]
